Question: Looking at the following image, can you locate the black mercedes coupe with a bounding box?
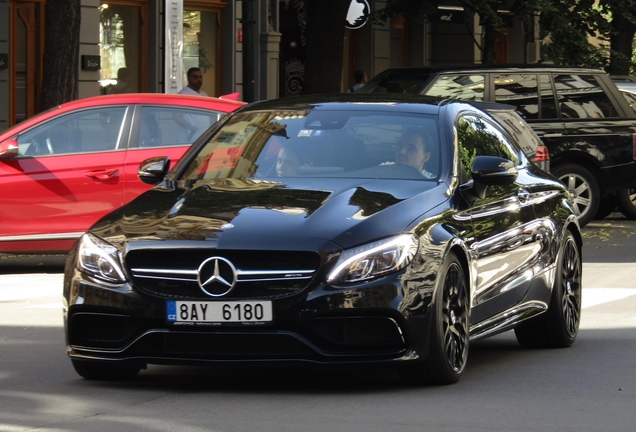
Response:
[63,94,583,384]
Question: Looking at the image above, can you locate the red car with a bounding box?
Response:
[0,93,244,254]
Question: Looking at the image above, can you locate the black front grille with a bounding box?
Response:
[126,249,321,300]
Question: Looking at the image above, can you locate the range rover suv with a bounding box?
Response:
[361,65,636,226]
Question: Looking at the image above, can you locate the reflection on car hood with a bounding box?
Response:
[91,177,445,250]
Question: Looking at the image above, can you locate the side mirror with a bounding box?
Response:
[465,156,518,200]
[0,139,19,159]
[472,155,518,185]
[138,157,170,185]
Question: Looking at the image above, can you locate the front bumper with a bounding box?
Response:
[64,270,433,367]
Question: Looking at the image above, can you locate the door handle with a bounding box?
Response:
[84,169,119,180]
[541,133,563,138]
[518,189,531,204]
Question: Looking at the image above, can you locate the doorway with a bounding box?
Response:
[9,0,44,126]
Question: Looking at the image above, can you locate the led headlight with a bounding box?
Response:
[76,233,126,283]
[327,234,419,285]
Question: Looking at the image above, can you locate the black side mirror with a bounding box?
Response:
[138,157,170,185]
[465,155,518,200]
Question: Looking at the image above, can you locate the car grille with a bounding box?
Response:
[126,249,321,300]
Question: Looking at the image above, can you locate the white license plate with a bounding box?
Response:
[166,300,272,324]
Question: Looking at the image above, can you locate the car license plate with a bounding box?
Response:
[166,300,272,324]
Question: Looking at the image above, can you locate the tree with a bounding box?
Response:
[374,0,631,69]
[598,0,636,74]
[303,0,351,94]
[40,0,81,111]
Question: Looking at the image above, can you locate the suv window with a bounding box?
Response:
[424,74,485,101]
[493,73,558,120]
[362,73,431,94]
[554,74,618,119]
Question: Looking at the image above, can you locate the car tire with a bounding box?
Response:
[401,252,469,385]
[616,187,636,219]
[514,230,582,348]
[71,359,141,380]
[552,163,599,228]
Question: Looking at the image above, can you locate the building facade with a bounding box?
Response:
[0,0,540,132]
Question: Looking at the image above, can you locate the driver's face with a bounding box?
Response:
[396,135,430,172]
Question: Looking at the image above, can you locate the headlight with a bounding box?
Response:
[327,234,419,285]
[76,233,126,283]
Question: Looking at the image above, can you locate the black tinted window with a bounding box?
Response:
[493,74,558,120]
[554,74,618,119]
[425,74,485,101]
[361,73,430,94]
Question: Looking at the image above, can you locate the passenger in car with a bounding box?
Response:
[381,127,435,178]
[276,143,314,177]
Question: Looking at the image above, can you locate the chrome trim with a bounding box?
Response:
[130,267,316,281]
[469,301,548,341]
[0,232,84,242]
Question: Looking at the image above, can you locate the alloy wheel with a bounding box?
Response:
[441,262,469,372]
[560,237,582,338]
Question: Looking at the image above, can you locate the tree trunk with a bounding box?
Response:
[40,0,81,111]
[303,0,350,94]
[609,14,636,75]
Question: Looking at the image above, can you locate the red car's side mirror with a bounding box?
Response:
[0,139,19,159]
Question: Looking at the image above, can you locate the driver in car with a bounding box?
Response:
[381,127,435,178]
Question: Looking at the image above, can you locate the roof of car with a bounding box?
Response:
[372,64,606,75]
[0,93,245,140]
[58,93,246,110]
[238,92,517,116]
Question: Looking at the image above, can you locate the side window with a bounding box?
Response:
[539,74,558,119]
[16,107,127,156]
[457,115,519,181]
[620,91,636,113]
[494,74,540,119]
[424,74,485,101]
[554,74,618,119]
[137,106,222,148]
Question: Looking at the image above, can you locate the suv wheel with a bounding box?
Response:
[616,187,636,219]
[552,163,599,227]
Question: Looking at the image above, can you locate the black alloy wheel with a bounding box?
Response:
[552,163,599,228]
[402,252,469,385]
[515,230,582,348]
[617,186,636,219]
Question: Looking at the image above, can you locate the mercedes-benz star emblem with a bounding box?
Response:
[197,257,237,297]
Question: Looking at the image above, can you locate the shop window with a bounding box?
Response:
[182,8,221,96]
[99,1,146,95]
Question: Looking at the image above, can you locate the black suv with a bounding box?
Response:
[361,65,636,226]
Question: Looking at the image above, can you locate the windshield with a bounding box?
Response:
[181,109,441,181]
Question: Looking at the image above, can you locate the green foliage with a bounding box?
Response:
[373,0,636,70]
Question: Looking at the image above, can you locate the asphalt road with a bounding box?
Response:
[0,214,635,431]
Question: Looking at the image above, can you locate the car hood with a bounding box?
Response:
[91,177,446,251]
